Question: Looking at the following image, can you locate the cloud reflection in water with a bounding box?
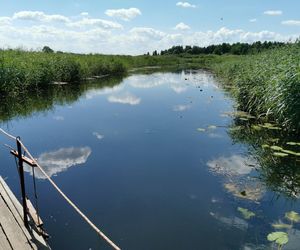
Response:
[25,146,92,179]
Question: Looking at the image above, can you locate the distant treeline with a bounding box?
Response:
[156,41,285,56]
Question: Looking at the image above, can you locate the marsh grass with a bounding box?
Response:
[212,43,300,132]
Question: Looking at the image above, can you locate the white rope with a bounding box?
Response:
[0,128,17,140]
[0,128,121,250]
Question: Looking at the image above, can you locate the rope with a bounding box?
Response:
[0,128,17,140]
[0,128,121,250]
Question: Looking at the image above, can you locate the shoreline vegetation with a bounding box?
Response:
[0,41,299,132]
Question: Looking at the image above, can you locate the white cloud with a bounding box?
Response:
[0,9,298,55]
[93,132,104,140]
[173,104,191,111]
[53,115,64,121]
[108,92,141,105]
[263,10,282,16]
[176,2,196,8]
[207,155,255,176]
[282,20,300,26]
[249,19,257,23]
[24,147,92,179]
[105,8,141,21]
[0,17,12,25]
[13,11,70,23]
[80,12,89,17]
[174,22,191,31]
[67,18,122,29]
[171,86,187,93]
[130,27,165,40]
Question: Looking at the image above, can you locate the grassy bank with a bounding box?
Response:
[211,42,300,132]
[0,48,223,94]
[0,50,128,94]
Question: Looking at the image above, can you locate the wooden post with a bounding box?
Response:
[16,137,29,228]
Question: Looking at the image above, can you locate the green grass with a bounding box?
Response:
[211,42,300,132]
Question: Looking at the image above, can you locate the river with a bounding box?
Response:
[1,70,299,249]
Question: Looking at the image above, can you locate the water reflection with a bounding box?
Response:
[0,75,124,124]
[92,132,104,140]
[25,147,91,179]
[208,155,265,202]
[207,155,254,176]
[85,84,123,99]
[210,212,248,231]
[228,120,300,198]
[128,70,216,93]
[173,104,191,112]
[108,92,141,105]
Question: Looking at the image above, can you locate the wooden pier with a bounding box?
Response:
[0,176,50,250]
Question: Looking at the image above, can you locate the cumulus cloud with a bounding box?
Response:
[67,18,122,29]
[263,10,282,16]
[249,19,257,23]
[282,20,300,26]
[174,22,191,30]
[176,2,196,8]
[108,92,141,105]
[130,27,165,40]
[80,12,89,17]
[105,8,141,21]
[13,11,70,23]
[24,147,92,179]
[0,17,12,25]
[0,10,298,55]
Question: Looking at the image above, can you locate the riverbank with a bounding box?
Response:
[211,42,300,132]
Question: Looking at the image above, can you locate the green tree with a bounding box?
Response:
[42,46,54,53]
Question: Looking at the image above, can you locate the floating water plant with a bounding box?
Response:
[271,222,292,230]
[208,125,217,130]
[273,152,289,157]
[285,211,300,223]
[286,142,300,146]
[237,207,255,219]
[267,232,289,250]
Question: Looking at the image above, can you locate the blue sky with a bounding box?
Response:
[0,0,299,54]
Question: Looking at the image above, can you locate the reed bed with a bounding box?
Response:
[212,42,300,132]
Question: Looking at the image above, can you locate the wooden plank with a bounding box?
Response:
[0,194,33,250]
[10,150,37,167]
[0,223,13,250]
[26,198,43,227]
[0,177,50,249]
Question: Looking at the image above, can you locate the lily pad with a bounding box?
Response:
[273,152,289,157]
[280,149,300,156]
[270,145,283,151]
[237,207,255,219]
[197,128,206,132]
[285,211,300,223]
[267,232,289,245]
[208,125,217,130]
[286,142,300,146]
[252,125,262,131]
[272,223,292,229]
[229,126,242,131]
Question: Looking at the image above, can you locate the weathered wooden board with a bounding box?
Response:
[0,176,50,250]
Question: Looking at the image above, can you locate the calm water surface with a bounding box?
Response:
[1,70,299,250]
